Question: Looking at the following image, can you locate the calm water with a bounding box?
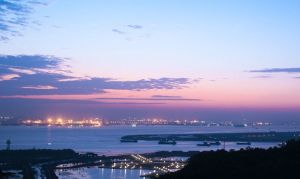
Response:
[1,124,299,155]
[55,168,152,179]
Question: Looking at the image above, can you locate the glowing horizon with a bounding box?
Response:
[0,0,300,121]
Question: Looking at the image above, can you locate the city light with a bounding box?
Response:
[19,117,272,128]
[21,118,104,128]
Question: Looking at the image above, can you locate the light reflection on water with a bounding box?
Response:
[0,125,298,154]
[55,167,152,179]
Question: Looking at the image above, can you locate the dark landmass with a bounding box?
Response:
[158,139,300,179]
[0,149,100,179]
[144,151,199,158]
[0,148,197,179]
[121,131,300,142]
[0,170,14,179]
[2,136,300,179]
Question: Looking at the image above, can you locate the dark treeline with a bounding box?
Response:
[0,149,78,163]
[159,140,300,179]
[0,149,99,179]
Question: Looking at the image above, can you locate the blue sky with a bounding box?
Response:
[2,0,299,78]
[0,0,300,121]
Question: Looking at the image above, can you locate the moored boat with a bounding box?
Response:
[209,141,221,146]
[236,141,251,145]
[158,139,176,145]
[197,142,211,147]
[197,141,221,147]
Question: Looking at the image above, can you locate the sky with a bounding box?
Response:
[0,0,300,122]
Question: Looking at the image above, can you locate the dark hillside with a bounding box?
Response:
[159,140,300,179]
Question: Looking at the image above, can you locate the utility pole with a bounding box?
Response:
[6,139,11,150]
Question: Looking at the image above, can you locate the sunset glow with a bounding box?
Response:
[0,0,299,122]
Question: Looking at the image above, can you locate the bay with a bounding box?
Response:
[1,124,298,155]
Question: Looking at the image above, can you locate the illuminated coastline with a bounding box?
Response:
[17,117,272,128]
[21,118,103,127]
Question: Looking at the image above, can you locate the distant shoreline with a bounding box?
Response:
[121,131,300,142]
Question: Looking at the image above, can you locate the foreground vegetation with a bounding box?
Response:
[0,149,99,179]
[0,149,197,179]
[159,139,300,179]
[1,140,300,179]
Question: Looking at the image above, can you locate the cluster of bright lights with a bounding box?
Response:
[252,122,271,126]
[55,154,187,178]
[131,154,152,163]
[19,117,272,128]
[106,118,168,125]
[22,118,103,127]
[0,116,13,120]
[168,161,185,169]
[144,160,185,177]
[110,161,139,169]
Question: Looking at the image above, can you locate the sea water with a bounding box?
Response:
[1,124,298,155]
